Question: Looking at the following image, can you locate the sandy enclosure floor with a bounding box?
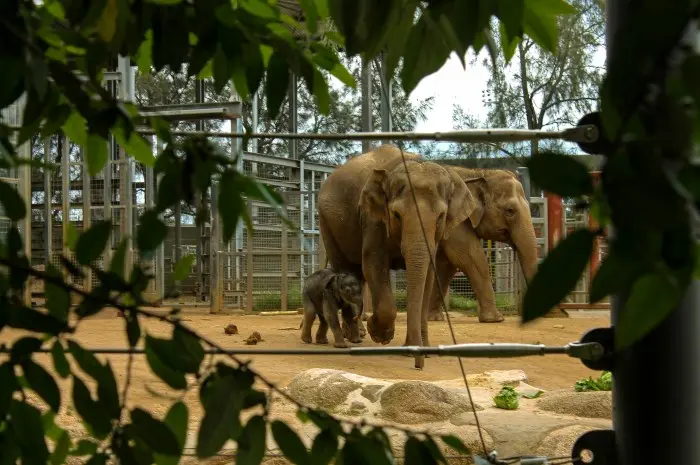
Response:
[0,310,608,414]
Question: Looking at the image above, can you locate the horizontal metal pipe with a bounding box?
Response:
[132,126,598,144]
[1,342,603,360]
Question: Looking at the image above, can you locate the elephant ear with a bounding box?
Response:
[463,176,486,229]
[359,169,389,224]
[445,169,480,237]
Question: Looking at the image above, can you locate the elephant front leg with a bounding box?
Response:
[322,292,348,348]
[362,254,396,345]
[427,250,457,321]
[315,316,329,344]
[444,229,503,323]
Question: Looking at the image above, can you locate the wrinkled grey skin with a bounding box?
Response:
[300,268,364,348]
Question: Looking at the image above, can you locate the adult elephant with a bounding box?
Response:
[318,145,478,367]
[359,167,540,324]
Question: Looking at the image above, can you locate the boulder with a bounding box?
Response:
[537,390,612,419]
[535,424,594,458]
[379,380,482,424]
[286,369,371,411]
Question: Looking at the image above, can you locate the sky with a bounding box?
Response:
[409,51,492,133]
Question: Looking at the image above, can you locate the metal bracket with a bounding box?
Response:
[574,112,614,155]
[572,429,618,465]
[579,327,614,371]
[561,123,599,144]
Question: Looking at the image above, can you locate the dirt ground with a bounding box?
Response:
[0,309,609,416]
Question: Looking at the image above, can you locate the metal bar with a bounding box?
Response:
[154,138,165,299]
[281,214,288,311]
[81,145,92,292]
[61,136,70,281]
[43,139,52,273]
[557,303,610,310]
[119,56,136,281]
[361,58,373,153]
[288,72,298,160]
[246,198,254,313]
[195,79,204,302]
[136,102,242,121]
[3,342,602,359]
[378,52,393,145]
[131,126,599,144]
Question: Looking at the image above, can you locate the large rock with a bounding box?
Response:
[286,368,367,411]
[535,424,594,458]
[379,380,482,424]
[537,390,612,419]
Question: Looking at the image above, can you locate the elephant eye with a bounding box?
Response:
[393,211,401,221]
[505,206,517,217]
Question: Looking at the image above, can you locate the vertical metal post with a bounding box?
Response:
[18,118,32,306]
[118,56,135,279]
[103,130,113,265]
[234,116,244,310]
[61,137,70,281]
[251,89,259,154]
[606,0,700,462]
[378,53,393,145]
[288,73,298,159]
[246,199,254,313]
[299,159,306,295]
[515,166,531,314]
[82,146,92,292]
[155,137,165,299]
[281,212,288,311]
[361,59,373,153]
[44,140,52,272]
[195,79,205,301]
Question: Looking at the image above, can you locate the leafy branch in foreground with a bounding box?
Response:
[520,1,700,352]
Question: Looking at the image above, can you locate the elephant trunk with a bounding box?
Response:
[402,230,435,369]
[511,219,539,285]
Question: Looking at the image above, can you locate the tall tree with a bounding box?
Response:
[134,58,435,167]
[451,0,605,160]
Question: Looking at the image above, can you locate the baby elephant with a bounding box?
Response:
[300,268,364,348]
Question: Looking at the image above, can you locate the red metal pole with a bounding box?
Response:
[545,192,563,252]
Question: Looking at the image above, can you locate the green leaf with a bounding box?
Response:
[271,420,309,465]
[310,429,337,465]
[405,436,437,465]
[10,336,43,362]
[441,435,471,455]
[71,376,111,439]
[109,238,128,278]
[125,312,141,348]
[67,340,104,380]
[522,229,596,323]
[0,362,18,417]
[0,180,26,221]
[521,389,544,399]
[130,408,181,456]
[61,111,88,146]
[96,361,121,422]
[522,0,560,53]
[21,359,61,412]
[172,326,204,373]
[69,439,99,457]
[113,126,155,167]
[527,152,594,197]
[5,306,69,335]
[173,254,195,282]
[616,272,682,350]
[66,222,79,251]
[86,134,108,176]
[75,220,111,266]
[154,401,188,465]
[137,210,168,256]
[51,431,72,465]
[144,336,187,390]
[498,21,520,63]
[218,171,246,244]
[400,15,452,96]
[45,264,70,322]
[265,52,291,120]
[311,69,331,115]
[235,415,267,465]
[196,373,244,457]
[589,246,641,303]
[10,400,50,464]
[50,340,71,378]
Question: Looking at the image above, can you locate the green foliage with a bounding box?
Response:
[493,386,520,410]
[575,371,612,392]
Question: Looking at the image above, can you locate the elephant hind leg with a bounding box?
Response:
[300,295,316,344]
